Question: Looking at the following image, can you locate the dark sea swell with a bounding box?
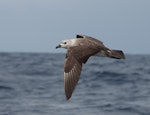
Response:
[0,52,150,115]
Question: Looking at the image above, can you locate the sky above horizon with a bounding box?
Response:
[0,0,150,54]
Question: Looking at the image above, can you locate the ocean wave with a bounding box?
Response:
[0,85,14,91]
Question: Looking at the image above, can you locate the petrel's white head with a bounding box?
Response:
[56,39,77,49]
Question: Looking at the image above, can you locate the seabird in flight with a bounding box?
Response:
[56,34,125,100]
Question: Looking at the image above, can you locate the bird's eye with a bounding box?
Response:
[64,42,67,44]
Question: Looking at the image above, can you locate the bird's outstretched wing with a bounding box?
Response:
[64,45,99,100]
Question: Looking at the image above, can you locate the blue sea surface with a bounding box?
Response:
[0,52,150,115]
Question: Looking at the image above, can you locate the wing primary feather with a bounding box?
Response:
[69,72,74,94]
[64,73,70,100]
[71,68,76,84]
[70,69,76,88]
[64,63,82,100]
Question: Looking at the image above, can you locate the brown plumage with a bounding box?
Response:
[56,34,125,100]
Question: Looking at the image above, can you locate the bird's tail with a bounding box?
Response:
[106,50,125,59]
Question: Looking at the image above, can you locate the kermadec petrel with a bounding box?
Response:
[56,34,125,100]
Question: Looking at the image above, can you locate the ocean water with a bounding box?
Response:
[0,52,150,115]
